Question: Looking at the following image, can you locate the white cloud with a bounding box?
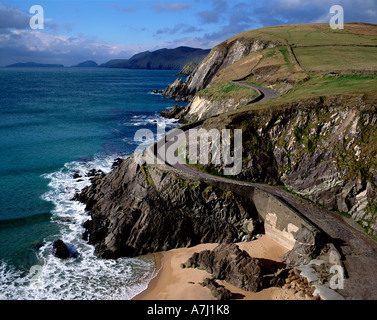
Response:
[0,29,151,66]
[1,1,376,66]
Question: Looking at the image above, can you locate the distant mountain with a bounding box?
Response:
[5,62,64,68]
[100,59,129,68]
[72,60,98,68]
[100,46,210,70]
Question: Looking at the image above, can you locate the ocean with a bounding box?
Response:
[0,67,183,299]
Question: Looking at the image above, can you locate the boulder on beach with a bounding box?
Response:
[184,243,263,292]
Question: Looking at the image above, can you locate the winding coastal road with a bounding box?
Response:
[230,80,279,102]
[155,83,377,299]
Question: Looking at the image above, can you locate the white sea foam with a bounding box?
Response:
[124,113,178,128]
[124,114,179,148]
[0,113,180,300]
[0,154,157,300]
[147,91,162,95]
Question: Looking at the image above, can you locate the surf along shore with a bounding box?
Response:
[133,235,304,300]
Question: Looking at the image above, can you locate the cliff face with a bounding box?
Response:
[75,25,377,300]
[202,96,377,237]
[162,38,277,101]
[160,25,377,238]
[78,155,260,258]
[182,95,250,122]
[78,151,329,265]
[175,62,198,76]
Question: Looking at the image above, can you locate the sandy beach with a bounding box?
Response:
[133,235,301,300]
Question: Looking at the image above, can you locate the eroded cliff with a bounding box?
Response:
[76,23,377,300]
[78,155,260,258]
[162,38,278,101]
[201,95,377,237]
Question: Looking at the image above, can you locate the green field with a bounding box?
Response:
[294,46,377,72]
[258,23,377,46]
[224,23,377,75]
[271,74,377,102]
[206,23,377,111]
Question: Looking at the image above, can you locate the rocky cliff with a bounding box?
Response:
[160,25,377,238]
[175,61,198,76]
[181,95,251,122]
[75,24,377,301]
[162,38,278,101]
[78,155,260,258]
[201,95,377,237]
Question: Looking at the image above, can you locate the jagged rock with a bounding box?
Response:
[53,240,79,259]
[200,278,233,300]
[73,171,82,179]
[160,105,187,120]
[86,168,104,178]
[175,62,198,76]
[53,240,71,259]
[78,156,259,258]
[162,78,188,101]
[111,158,123,169]
[185,243,262,292]
[281,227,324,267]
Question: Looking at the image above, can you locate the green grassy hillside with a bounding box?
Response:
[200,23,377,112]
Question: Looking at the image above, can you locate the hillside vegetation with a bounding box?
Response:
[165,23,376,122]
[205,23,377,107]
[164,23,377,238]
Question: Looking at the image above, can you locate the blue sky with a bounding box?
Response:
[0,0,376,66]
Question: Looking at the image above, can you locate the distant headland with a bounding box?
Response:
[5,62,64,68]
[3,46,210,71]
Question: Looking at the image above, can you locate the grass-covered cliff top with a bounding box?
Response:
[228,23,377,47]
[198,23,377,114]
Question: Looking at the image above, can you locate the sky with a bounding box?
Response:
[0,0,376,66]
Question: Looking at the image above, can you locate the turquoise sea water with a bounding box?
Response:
[0,68,182,299]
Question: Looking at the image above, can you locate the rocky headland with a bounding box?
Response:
[78,156,261,259]
[78,23,377,300]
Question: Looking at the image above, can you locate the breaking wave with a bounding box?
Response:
[0,154,156,300]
